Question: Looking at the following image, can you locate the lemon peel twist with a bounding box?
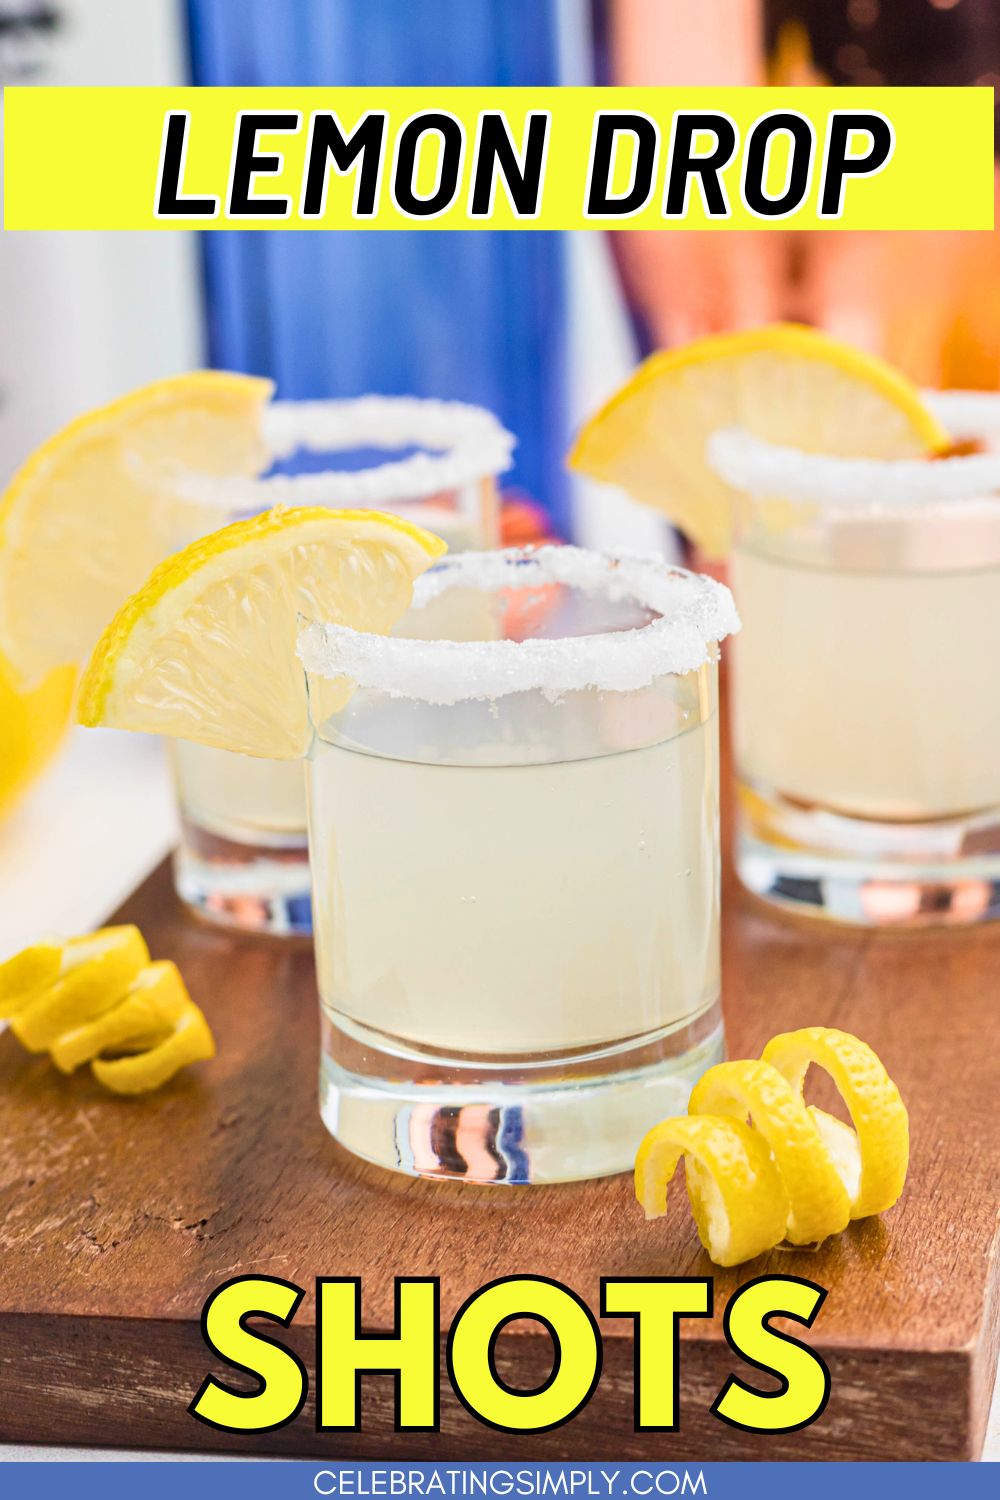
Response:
[762,1027,909,1220]
[636,1027,908,1267]
[0,940,62,1018]
[635,1115,789,1268]
[2,929,214,1094]
[689,1058,851,1246]
[11,926,150,1052]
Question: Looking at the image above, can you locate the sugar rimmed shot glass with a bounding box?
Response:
[152,397,514,935]
[711,423,1000,927]
[297,546,740,1184]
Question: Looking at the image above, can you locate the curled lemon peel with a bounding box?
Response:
[636,1027,908,1266]
[689,1058,851,1246]
[634,1114,789,1269]
[92,1003,215,1095]
[11,927,149,1052]
[762,1027,909,1220]
[50,960,189,1074]
[2,929,214,1093]
[0,941,62,1018]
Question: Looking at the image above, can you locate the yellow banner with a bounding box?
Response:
[3,87,993,231]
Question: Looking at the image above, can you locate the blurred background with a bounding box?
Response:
[0,0,998,936]
[2,0,999,532]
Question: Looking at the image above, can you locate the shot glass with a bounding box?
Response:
[156,397,513,934]
[711,425,1000,926]
[297,546,740,1184]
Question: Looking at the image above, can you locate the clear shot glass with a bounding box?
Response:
[297,546,740,1184]
[154,397,514,935]
[711,425,1000,927]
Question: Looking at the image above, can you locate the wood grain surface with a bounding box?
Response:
[0,804,998,1460]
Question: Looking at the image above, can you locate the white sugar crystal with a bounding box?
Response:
[172,395,515,512]
[297,546,740,705]
[709,427,1000,512]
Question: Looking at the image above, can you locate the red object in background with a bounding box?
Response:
[496,494,563,641]
[499,494,559,547]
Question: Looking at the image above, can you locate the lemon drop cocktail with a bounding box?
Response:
[570,323,1000,927]
[298,545,738,1183]
[78,521,737,1185]
[711,425,1000,923]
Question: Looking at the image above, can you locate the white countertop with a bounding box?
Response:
[0,727,177,961]
[0,734,996,1461]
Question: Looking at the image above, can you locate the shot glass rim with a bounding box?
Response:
[709,424,1000,513]
[134,394,516,516]
[297,545,739,706]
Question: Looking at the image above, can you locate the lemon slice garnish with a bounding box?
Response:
[634,1114,789,1269]
[689,1057,851,1245]
[0,372,273,685]
[762,1027,910,1219]
[568,323,948,557]
[77,506,446,760]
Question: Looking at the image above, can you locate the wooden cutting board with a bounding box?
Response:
[0,841,998,1460]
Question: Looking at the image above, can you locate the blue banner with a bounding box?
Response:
[0,1463,994,1496]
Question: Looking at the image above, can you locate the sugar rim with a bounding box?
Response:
[923,388,1000,438]
[171,396,516,512]
[296,546,739,706]
[708,427,1000,511]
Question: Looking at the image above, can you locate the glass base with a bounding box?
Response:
[318,1005,724,1184]
[737,781,1000,927]
[173,820,312,935]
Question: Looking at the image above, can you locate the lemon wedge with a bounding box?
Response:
[0,372,273,685]
[568,323,948,556]
[77,507,446,759]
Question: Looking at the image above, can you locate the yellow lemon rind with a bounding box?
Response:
[77,506,447,730]
[0,940,63,1018]
[92,1001,216,1095]
[11,926,149,1052]
[50,960,190,1074]
[761,1026,909,1220]
[634,1113,789,1269]
[568,322,948,476]
[689,1057,851,1246]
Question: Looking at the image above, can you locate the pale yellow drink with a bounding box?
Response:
[713,423,1000,924]
[298,546,739,1182]
[170,743,306,845]
[309,708,720,1056]
[732,513,1000,821]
